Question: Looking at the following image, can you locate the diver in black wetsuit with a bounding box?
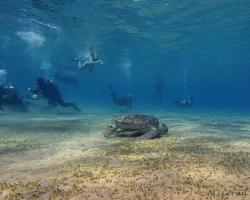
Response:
[108,84,133,108]
[154,77,165,104]
[174,96,193,108]
[0,84,28,112]
[28,78,81,111]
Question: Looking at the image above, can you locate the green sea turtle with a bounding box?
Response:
[104,114,168,139]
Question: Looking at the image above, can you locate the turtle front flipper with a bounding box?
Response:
[138,127,160,139]
[103,123,117,137]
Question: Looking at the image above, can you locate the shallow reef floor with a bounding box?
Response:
[0,112,249,200]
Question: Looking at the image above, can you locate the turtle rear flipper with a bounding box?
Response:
[138,127,160,139]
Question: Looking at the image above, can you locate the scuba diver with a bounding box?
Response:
[28,77,81,112]
[154,76,165,104]
[72,47,103,73]
[174,96,193,108]
[108,84,133,108]
[0,84,28,112]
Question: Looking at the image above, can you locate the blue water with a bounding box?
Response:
[0,0,250,112]
[1,2,250,199]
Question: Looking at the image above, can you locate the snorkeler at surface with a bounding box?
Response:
[72,47,103,73]
[0,84,28,112]
[108,84,133,108]
[174,96,193,108]
[28,78,81,112]
[154,76,165,104]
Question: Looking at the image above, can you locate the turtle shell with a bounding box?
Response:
[113,114,159,130]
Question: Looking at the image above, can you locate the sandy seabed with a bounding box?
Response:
[0,111,249,200]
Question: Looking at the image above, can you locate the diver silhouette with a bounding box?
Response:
[108,84,133,108]
[28,78,81,112]
[0,84,28,112]
[174,96,193,108]
[154,77,165,104]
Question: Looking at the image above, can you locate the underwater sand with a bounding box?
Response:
[0,112,249,200]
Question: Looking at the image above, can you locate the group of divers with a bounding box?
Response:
[0,48,193,112]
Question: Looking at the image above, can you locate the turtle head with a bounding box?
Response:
[159,123,168,135]
[108,122,117,129]
[103,122,117,137]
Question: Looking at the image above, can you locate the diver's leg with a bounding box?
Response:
[78,61,89,71]
[58,101,81,112]
[78,62,84,70]
[126,99,132,108]
[129,102,132,108]
[48,100,57,108]
[159,92,162,103]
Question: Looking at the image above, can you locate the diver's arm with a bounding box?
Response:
[29,86,42,100]
[31,94,42,100]
[27,86,42,100]
[92,59,103,64]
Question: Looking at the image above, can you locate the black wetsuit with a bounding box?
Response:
[30,78,81,111]
[109,85,133,108]
[0,85,27,112]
